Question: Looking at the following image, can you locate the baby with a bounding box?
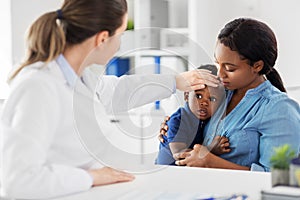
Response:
[155,64,230,165]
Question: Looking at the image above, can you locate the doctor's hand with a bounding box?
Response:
[88,167,135,187]
[176,69,219,92]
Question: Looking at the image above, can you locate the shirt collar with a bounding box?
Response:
[246,80,271,95]
[226,80,271,97]
[56,54,78,88]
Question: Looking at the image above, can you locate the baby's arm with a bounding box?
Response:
[208,136,231,155]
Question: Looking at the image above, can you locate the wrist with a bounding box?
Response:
[87,170,95,186]
[203,151,213,168]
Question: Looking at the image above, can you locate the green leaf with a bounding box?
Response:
[127,19,134,30]
[270,144,296,170]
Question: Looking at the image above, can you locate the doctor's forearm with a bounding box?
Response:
[111,74,175,113]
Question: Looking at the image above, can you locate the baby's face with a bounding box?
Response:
[188,86,223,120]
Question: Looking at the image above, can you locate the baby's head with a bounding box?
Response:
[184,64,224,120]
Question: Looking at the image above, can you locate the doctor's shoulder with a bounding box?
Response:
[8,61,61,99]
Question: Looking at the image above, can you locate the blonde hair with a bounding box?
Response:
[9,12,65,81]
[8,0,127,82]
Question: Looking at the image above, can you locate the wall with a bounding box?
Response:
[259,0,300,88]
[11,0,63,65]
[189,0,300,90]
[0,0,12,99]
[6,0,300,102]
[0,0,62,99]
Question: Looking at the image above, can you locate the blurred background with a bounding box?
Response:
[0,0,299,163]
[0,0,299,101]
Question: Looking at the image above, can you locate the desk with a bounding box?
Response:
[52,166,271,200]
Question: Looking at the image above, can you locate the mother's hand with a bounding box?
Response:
[158,116,170,143]
[175,144,251,170]
[176,69,219,92]
[174,144,211,167]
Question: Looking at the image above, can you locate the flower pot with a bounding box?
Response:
[289,158,300,187]
[271,168,289,186]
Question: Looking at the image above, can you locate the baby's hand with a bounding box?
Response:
[208,136,231,155]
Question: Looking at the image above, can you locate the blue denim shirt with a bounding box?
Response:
[204,80,300,172]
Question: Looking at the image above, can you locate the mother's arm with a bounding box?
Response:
[174,144,249,170]
[255,97,300,171]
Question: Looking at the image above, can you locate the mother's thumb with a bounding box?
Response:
[193,144,201,151]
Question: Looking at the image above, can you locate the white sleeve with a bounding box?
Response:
[1,78,93,199]
[96,74,176,114]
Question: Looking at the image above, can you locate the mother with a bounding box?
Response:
[165,18,300,171]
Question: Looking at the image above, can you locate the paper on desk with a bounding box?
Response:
[113,190,248,200]
[114,190,201,200]
[262,185,300,197]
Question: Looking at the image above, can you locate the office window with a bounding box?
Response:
[0,0,12,99]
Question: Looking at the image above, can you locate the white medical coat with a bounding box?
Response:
[0,60,175,199]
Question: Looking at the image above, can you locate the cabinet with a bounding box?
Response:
[132,0,190,59]
[105,1,193,168]
[128,0,213,71]
[112,0,193,116]
[104,111,166,171]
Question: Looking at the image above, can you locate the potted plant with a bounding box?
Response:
[270,144,296,186]
[126,19,134,30]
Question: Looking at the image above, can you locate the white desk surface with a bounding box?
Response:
[52,166,271,200]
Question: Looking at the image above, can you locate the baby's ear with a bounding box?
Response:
[184,92,189,101]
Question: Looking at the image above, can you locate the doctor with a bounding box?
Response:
[0,0,219,199]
